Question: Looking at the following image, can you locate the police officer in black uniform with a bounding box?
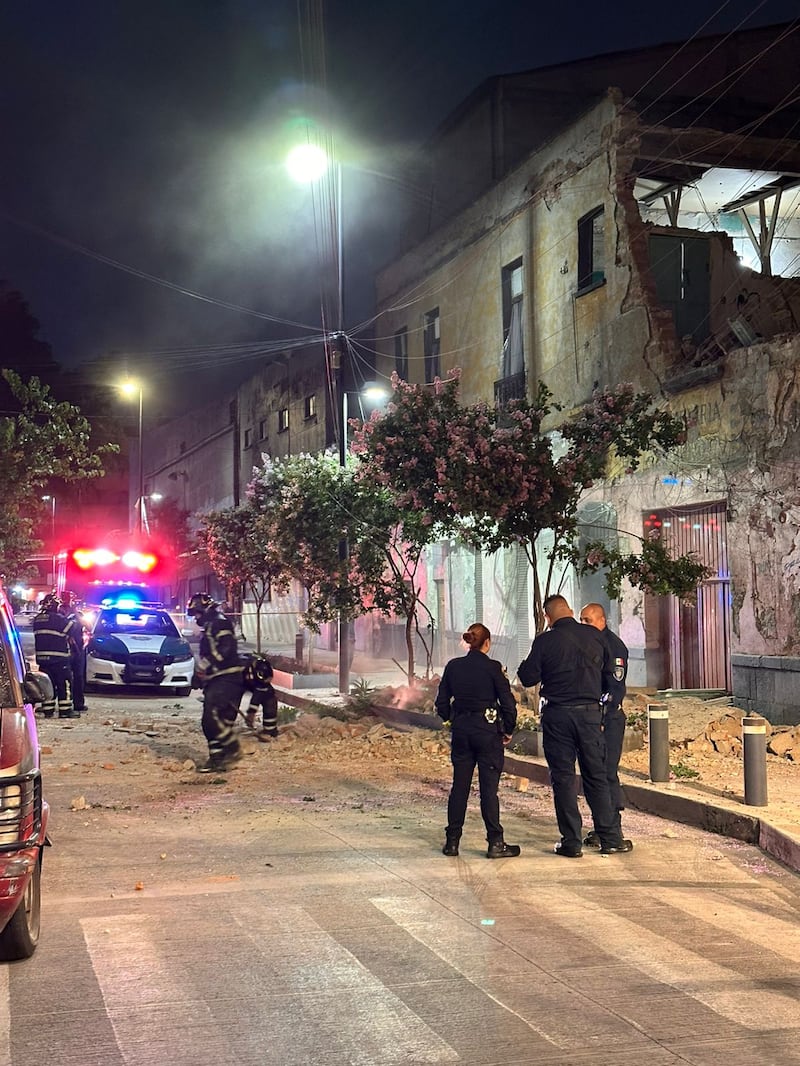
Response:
[187,593,245,773]
[580,602,629,847]
[32,594,78,718]
[518,594,632,857]
[435,622,520,859]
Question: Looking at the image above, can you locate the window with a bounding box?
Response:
[258,418,267,440]
[577,206,605,292]
[278,408,289,432]
[303,394,317,420]
[243,427,253,448]
[394,327,408,380]
[501,258,524,378]
[423,308,440,383]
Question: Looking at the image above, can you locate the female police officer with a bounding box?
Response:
[435,623,520,858]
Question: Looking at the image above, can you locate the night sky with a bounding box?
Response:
[2,0,798,408]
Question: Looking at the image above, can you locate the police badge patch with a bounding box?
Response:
[485,707,498,724]
[613,657,625,682]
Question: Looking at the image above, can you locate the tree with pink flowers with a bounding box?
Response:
[351,370,709,633]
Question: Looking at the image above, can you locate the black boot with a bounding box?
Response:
[442,831,460,856]
[487,840,521,859]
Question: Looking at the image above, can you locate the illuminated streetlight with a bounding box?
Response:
[119,379,144,533]
[286,144,329,184]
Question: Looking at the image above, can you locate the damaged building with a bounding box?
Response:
[372,22,800,722]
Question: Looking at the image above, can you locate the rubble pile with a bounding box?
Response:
[688,711,800,762]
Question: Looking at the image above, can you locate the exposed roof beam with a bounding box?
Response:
[719,176,800,214]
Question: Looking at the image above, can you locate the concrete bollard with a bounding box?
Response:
[648,702,670,783]
[742,715,768,807]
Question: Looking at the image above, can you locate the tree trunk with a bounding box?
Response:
[404,611,415,685]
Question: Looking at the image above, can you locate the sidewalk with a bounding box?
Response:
[262,641,800,875]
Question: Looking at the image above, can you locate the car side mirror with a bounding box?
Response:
[24,669,52,706]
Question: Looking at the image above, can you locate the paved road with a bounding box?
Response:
[4,705,800,1066]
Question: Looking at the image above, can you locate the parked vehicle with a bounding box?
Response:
[85,593,195,696]
[0,583,50,960]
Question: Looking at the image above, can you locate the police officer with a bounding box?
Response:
[32,594,77,718]
[61,591,88,715]
[580,602,629,848]
[187,593,245,773]
[518,594,632,857]
[435,622,520,859]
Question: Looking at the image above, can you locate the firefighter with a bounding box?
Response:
[32,594,78,718]
[243,654,279,740]
[61,590,89,715]
[187,593,244,773]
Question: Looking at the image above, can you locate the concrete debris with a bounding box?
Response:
[689,712,800,762]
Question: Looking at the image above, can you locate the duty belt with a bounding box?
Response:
[544,701,600,711]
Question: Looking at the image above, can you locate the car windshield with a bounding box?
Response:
[97,611,179,638]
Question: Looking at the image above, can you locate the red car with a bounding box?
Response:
[0,585,49,960]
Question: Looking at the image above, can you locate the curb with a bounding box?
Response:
[275,690,800,875]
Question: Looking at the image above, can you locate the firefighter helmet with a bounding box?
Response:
[243,654,274,688]
[186,592,217,624]
[41,593,62,612]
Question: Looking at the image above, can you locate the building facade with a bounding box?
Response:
[371,24,800,721]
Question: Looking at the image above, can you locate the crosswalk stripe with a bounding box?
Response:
[228,900,459,1064]
[81,914,241,1065]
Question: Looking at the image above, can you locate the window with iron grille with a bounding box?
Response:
[577,206,606,292]
[278,408,289,432]
[243,427,253,448]
[394,327,408,380]
[501,258,524,378]
[259,418,267,440]
[423,308,440,383]
[304,395,317,420]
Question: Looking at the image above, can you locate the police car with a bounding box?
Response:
[85,595,195,696]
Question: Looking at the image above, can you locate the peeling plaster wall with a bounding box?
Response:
[588,336,800,712]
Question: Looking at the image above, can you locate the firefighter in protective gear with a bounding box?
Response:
[61,590,88,714]
[243,654,279,740]
[32,594,78,718]
[187,593,244,772]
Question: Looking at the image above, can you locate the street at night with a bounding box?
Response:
[4,3,800,1063]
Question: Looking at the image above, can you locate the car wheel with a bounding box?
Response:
[174,686,191,698]
[0,851,42,961]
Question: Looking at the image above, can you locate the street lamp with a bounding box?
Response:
[120,379,144,533]
[288,140,349,693]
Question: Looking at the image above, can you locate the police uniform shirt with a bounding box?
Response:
[435,649,517,734]
[517,617,612,705]
[601,627,628,709]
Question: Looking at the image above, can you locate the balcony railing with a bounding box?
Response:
[494,371,526,408]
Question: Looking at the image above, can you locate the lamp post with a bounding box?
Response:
[41,495,56,541]
[287,142,350,693]
[120,379,144,533]
[41,494,57,590]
